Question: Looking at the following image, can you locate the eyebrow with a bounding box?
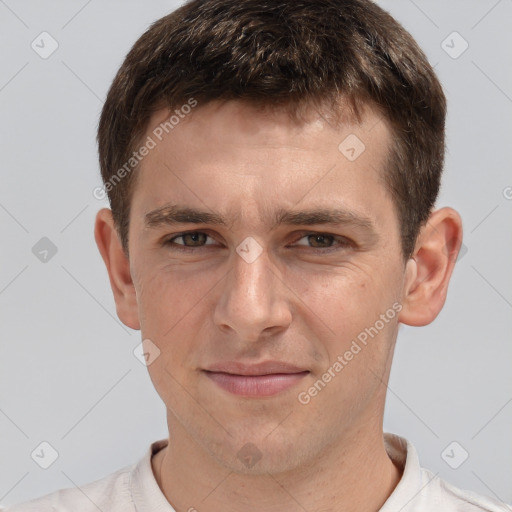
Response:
[144,204,378,239]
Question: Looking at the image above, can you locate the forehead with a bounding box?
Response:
[130,99,395,232]
[145,99,390,155]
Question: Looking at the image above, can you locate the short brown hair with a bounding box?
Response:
[97,0,446,260]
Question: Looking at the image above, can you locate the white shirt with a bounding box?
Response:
[5,433,510,511]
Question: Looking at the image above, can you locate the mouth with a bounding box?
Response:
[202,361,310,397]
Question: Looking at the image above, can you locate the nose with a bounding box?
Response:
[213,242,293,342]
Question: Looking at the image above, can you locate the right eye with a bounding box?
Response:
[163,231,220,251]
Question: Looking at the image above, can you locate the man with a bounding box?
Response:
[7,0,509,511]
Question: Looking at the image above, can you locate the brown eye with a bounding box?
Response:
[180,232,208,246]
[307,234,335,248]
[165,231,215,248]
[293,232,351,250]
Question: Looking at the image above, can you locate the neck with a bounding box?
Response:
[152,422,402,512]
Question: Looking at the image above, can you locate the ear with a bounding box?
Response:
[94,208,140,330]
[398,207,463,327]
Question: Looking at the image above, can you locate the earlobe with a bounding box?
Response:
[398,207,463,327]
[94,208,140,330]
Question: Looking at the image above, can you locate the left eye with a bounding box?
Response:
[292,233,350,249]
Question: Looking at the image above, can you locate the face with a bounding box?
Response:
[126,100,412,473]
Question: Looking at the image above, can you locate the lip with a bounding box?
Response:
[203,361,309,397]
[205,361,308,375]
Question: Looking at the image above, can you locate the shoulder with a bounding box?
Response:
[4,463,134,512]
[3,439,170,512]
[382,433,511,512]
[418,467,511,512]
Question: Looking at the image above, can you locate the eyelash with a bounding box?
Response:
[162,231,353,253]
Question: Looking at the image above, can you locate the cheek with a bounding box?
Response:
[288,262,401,358]
[135,264,220,373]
[295,271,401,414]
[137,262,212,326]
[136,268,213,406]
[288,262,382,320]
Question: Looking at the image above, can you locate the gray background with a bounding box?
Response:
[0,0,511,508]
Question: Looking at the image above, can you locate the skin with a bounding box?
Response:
[95,100,463,512]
